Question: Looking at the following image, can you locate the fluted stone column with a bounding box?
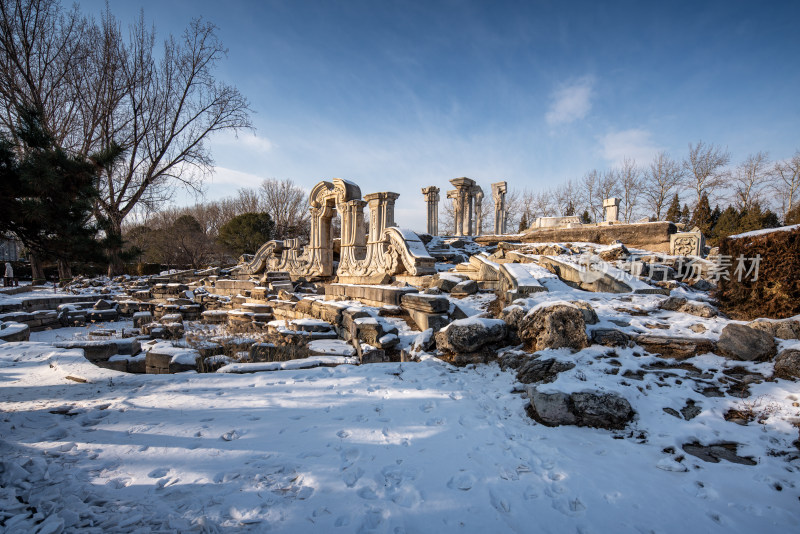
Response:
[472,186,484,236]
[491,181,508,235]
[421,186,440,235]
[449,177,475,236]
[364,192,399,244]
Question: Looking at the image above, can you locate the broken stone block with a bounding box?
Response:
[717,323,776,362]
[518,303,588,352]
[132,311,153,329]
[591,328,630,347]
[633,334,716,359]
[434,317,507,354]
[527,387,634,430]
[400,293,450,313]
[450,279,478,297]
[747,318,800,340]
[774,349,800,379]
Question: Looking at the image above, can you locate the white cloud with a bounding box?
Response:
[209,166,265,188]
[599,129,662,165]
[545,77,594,126]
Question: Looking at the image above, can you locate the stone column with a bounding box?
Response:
[364,192,400,244]
[472,186,484,236]
[340,199,367,258]
[602,197,621,224]
[491,181,508,234]
[421,186,440,235]
[449,177,475,236]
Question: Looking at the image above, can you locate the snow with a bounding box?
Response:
[308,339,357,356]
[728,224,800,239]
[2,342,798,532]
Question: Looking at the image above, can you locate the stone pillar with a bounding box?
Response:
[340,199,367,258]
[491,181,508,234]
[364,192,400,244]
[472,186,484,236]
[449,177,475,236]
[421,186,440,235]
[602,197,621,224]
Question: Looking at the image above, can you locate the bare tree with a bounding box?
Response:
[618,157,642,222]
[0,2,252,274]
[598,169,620,202]
[553,179,580,216]
[731,152,772,212]
[773,151,800,220]
[684,141,730,206]
[642,151,684,220]
[581,170,601,222]
[532,190,555,218]
[259,178,310,240]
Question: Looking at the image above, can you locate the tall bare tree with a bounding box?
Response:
[773,151,800,220]
[618,157,642,222]
[684,141,730,206]
[259,178,310,240]
[0,1,252,274]
[731,152,772,212]
[580,170,601,222]
[642,151,684,220]
[553,179,580,216]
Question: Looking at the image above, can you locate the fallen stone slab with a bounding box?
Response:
[450,279,479,297]
[217,356,358,373]
[435,317,507,355]
[526,386,634,430]
[0,321,30,342]
[145,343,200,374]
[681,442,756,466]
[401,293,450,313]
[632,334,716,360]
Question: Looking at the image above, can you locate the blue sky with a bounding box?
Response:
[83,0,800,230]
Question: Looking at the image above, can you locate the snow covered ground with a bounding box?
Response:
[2,339,798,533]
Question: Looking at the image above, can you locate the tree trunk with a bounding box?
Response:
[30,254,46,285]
[57,258,72,285]
[106,214,125,277]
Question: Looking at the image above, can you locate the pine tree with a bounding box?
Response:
[580,210,592,224]
[713,206,740,242]
[680,204,691,226]
[738,203,764,234]
[665,194,681,222]
[690,193,712,233]
[0,107,104,282]
[518,213,529,232]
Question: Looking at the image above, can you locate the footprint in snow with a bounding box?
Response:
[419,401,436,413]
[425,417,446,426]
[221,430,240,441]
[342,467,364,487]
[447,471,476,491]
[148,467,169,478]
[357,486,379,500]
[340,447,360,469]
[337,430,351,439]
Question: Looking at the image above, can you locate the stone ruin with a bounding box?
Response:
[235,179,435,283]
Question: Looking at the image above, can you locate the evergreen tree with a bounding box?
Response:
[518,213,529,232]
[580,210,592,224]
[738,203,765,234]
[217,212,275,256]
[665,193,681,222]
[0,107,104,282]
[710,205,722,230]
[713,206,740,242]
[680,204,691,226]
[564,201,576,216]
[786,203,800,225]
[690,193,712,233]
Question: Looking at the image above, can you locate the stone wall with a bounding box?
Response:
[474,221,677,251]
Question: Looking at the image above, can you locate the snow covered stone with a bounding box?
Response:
[435,317,507,355]
[450,279,479,297]
[717,323,776,362]
[0,321,30,342]
[774,349,800,379]
[518,302,589,352]
[659,296,718,318]
[527,386,634,430]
